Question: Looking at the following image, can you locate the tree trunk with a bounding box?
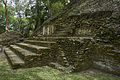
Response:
[3,0,8,32]
[34,0,40,31]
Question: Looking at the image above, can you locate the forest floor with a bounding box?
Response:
[0,52,120,80]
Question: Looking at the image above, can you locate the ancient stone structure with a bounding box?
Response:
[35,0,120,37]
[0,30,23,46]
[3,0,120,76]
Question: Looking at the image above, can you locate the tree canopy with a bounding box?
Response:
[0,0,71,35]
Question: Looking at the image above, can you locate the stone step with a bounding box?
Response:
[16,43,51,54]
[49,62,66,71]
[64,60,68,63]
[63,57,67,60]
[55,32,68,35]
[49,62,73,73]
[58,30,68,33]
[28,37,46,41]
[28,37,57,42]
[52,33,68,37]
[60,52,70,67]
[57,26,73,31]
[29,37,93,42]
[4,48,25,69]
[58,28,73,33]
[9,45,42,67]
[55,30,68,34]
[24,40,56,47]
[63,59,70,66]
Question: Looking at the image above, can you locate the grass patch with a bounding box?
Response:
[0,52,120,80]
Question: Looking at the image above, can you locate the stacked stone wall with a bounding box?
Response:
[50,38,120,75]
[55,38,93,72]
[91,43,120,76]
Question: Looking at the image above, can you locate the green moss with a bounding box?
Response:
[0,52,120,80]
[0,30,23,46]
[56,39,92,71]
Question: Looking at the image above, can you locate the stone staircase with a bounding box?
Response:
[4,39,57,69]
[4,38,71,69]
[4,48,25,69]
[4,36,120,76]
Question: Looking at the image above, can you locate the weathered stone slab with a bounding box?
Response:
[4,48,25,69]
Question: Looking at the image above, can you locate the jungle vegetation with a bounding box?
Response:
[0,0,72,35]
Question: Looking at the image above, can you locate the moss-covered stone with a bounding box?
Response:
[55,38,93,72]
[0,30,23,46]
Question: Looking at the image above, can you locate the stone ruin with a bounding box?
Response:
[34,0,120,75]
[2,0,120,76]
